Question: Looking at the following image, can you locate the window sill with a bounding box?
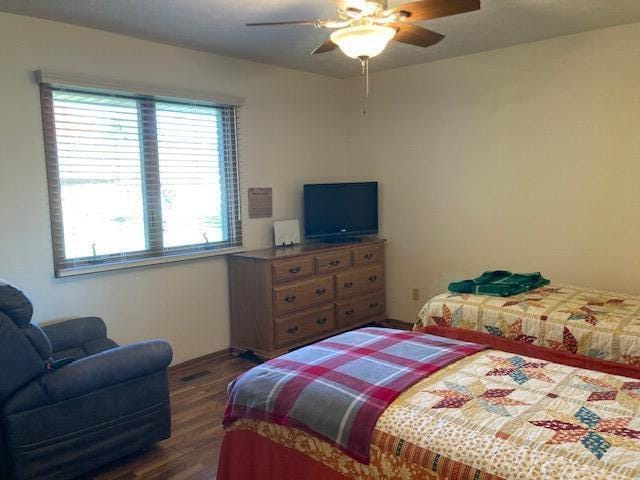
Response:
[55,246,246,278]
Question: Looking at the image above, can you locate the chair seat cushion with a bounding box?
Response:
[51,347,86,361]
[51,338,117,361]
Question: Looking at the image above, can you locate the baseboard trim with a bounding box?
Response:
[169,348,231,372]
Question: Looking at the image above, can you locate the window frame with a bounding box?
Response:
[40,83,243,277]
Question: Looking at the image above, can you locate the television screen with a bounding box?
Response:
[303,182,378,239]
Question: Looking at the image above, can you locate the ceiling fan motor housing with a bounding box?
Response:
[344,0,387,17]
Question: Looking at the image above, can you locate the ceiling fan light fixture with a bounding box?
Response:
[330,25,396,59]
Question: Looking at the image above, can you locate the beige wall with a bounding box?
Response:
[345,22,640,323]
[0,13,349,363]
[4,11,640,358]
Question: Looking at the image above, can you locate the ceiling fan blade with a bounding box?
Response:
[246,20,318,27]
[390,23,444,48]
[311,38,338,55]
[391,0,480,21]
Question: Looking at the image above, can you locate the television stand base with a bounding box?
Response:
[314,235,378,245]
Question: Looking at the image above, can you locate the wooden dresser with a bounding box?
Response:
[228,239,386,359]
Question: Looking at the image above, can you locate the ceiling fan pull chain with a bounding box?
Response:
[360,56,369,115]
[365,57,370,98]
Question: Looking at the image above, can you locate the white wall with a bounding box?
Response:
[0,13,349,363]
[344,22,640,323]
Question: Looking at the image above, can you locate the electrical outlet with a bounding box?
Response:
[412,288,420,301]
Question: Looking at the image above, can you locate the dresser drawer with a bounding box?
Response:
[275,305,335,348]
[273,276,334,316]
[315,250,351,274]
[335,265,384,299]
[352,244,383,267]
[272,257,314,284]
[336,293,385,328]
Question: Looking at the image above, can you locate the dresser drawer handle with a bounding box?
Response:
[368,275,378,282]
[364,253,374,260]
[344,281,354,288]
[284,294,296,303]
[329,260,341,267]
[345,309,355,316]
[369,302,379,309]
[287,326,299,334]
[315,287,327,295]
[316,317,328,325]
[288,266,301,274]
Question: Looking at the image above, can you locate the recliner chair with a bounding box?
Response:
[0,281,173,480]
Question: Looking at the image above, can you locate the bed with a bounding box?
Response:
[414,284,640,376]
[218,327,640,480]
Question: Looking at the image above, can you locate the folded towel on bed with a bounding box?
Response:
[448,270,550,297]
[223,327,486,464]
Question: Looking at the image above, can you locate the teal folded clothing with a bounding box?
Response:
[448,270,550,297]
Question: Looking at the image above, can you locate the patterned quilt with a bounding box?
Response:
[225,350,640,479]
[414,284,640,367]
[223,327,485,463]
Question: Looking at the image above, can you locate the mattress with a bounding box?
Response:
[415,284,640,369]
[218,349,640,480]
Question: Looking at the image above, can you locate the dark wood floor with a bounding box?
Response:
[88,352,257,480]
[86,321,411,479]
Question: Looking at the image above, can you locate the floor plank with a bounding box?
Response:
[87,353,256,480]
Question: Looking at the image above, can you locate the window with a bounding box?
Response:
[40,85,242,276]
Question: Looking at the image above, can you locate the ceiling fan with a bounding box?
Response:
[248,0,480,60]
[247,0,480,108]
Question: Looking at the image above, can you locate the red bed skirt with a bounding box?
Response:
[217,429,351,480]
[422,325,640,379]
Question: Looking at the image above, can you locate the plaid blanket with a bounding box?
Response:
[223,327,486,463]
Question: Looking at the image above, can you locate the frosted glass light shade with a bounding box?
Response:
[330,25,396,59]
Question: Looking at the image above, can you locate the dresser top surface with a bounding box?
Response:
[230,238,385,261]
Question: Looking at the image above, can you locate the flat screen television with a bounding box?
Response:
[303,182,378,240]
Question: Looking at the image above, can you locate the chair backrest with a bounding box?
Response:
[0,281,52,360]
[0,280,33,328]
[0,282,49,403]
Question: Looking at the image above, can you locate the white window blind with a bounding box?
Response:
[40,85,242,277]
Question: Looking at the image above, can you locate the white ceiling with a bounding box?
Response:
[1,0,640,78]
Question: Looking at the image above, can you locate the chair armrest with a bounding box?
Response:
[42,317,110,353]
[41,339,173,402]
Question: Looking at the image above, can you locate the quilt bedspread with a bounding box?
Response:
[414,284,640,367]
[224,350,640,480]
